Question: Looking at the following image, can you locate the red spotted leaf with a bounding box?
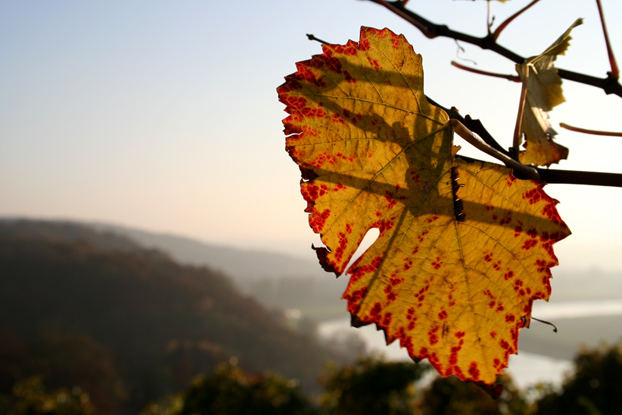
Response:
[277,27,570,384]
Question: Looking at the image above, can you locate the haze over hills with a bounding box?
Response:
[3,218,622,317]
[92,221,350,315]
[91,221,622,305]
[92,222,328,282]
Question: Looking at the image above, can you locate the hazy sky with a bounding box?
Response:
[2,0,622,273]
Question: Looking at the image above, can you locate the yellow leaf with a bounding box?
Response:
[277,27,570,384]
[518,18,583,166]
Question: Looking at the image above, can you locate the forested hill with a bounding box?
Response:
[0,220,342,413]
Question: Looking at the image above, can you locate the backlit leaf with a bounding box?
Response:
[277,27,570,384]
[517,18,582,166]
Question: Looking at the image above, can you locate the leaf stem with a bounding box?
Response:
[531,316,558,332]
[560,122,622,137]
[429,98,510,156]
[306,33,328,45]
[450,119,540,180]
[512,66,529,159]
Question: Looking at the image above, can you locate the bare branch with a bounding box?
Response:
[366,0,622,97]
[457,155,622,187]
[537,168,622,188]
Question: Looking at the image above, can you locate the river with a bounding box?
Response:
[317,299,622,389]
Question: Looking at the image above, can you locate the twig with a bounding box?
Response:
[492,0,541,41]
[486,1,492,35]
[560,122,622,137]
[595,0,619,79]
[451,61,520,82]
[450,119,540,180]
[366,0,622,97]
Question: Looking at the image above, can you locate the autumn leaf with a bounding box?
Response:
[517,18,582,166]
[277,27,570,384]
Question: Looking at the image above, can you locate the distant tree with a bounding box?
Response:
[319,356,428,415]
[0,376,94,415]
[534,342,622,415]
[31,330,126,413]
[178,363,315,415]
[140,394,183,415]
[419,375,528,415]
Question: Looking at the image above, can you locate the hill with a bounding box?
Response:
[0,220,344,413]
[93,222,350,317]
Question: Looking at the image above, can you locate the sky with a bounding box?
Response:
[1,0,622,274]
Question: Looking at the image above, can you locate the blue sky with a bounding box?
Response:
[1,0,622,273]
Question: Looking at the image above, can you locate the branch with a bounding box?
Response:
[537,169,622,187]
[367,0,523,62]
[366,0,622,97]
[456,155,622,187]
[441,104,622,187]
[299,31,622,188]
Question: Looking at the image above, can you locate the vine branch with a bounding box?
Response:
[305,31,622,188]
[366,0,622,97]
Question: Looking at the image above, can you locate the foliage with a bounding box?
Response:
[319,356,428,415]
[278,25,569,384]
[0,377,94,415]
[419,375,528,415]
[178,363,315,415]
[533,343,622,415]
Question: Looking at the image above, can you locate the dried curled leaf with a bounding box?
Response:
[518,18,583,166]
[277,27,570,384]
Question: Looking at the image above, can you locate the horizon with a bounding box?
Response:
[2,215,621,278]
